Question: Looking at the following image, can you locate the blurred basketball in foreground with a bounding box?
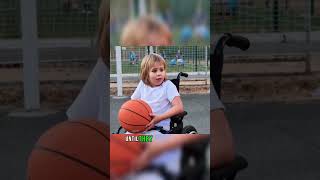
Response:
[27,120,109,180]
[110,134,144,177]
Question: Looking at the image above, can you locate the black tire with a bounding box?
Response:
[182,125,197,134]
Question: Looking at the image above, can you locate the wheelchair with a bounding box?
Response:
[211,33,250,180]
[114,72,198,134]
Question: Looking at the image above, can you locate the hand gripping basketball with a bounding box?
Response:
[118,99,152,133]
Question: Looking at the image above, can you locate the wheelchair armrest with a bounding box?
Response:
[171,111,188,122]
[168,111,187,134]
[211,155,248,179]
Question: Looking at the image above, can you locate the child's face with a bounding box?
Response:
[149,62,166,87]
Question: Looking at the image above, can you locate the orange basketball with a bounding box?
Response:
[110,134,144,177]
[27,120,109,180]
[118,99,152,133]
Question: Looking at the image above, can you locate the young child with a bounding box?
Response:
[131,53,184,132]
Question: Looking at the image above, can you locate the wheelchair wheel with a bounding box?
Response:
[182,125,197,134]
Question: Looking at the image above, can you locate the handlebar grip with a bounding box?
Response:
[226,35,250,51]
[180,72,188,77]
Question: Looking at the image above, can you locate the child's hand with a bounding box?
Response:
[146,113,161,131]
[130,143,156,172]
[130,146,153,172]
[110,174,123,180]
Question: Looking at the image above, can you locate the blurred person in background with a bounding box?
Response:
[180,25,193,43]
[228,0,238,16]
[129,51,137,65]
[120,15,172,46]
[192,10,209,41]
[175,50,184,66]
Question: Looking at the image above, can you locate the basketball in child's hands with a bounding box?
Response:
[118,99,152,133]
[110,135,144,177]
[27,120,109,180]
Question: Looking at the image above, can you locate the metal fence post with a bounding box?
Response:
[21,0,40,110]
[195,46,198,72]
[116,46,123,97]
[205,46,208,74]
[305,0,312,74]
[273,0,279,32]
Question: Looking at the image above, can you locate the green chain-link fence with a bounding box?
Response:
[110,46,209,75]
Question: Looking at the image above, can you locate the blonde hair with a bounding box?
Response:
[98,0,109,66]
[120,16,172,46]
[140,53,168,86]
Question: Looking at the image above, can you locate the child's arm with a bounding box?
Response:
[146,96,183,130]
[211,109,235,168]
[131,81,142,99]
[211,84,235,168]
[131,135,209,171]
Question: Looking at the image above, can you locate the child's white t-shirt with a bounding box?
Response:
[67,58,108,124]
[131,80,180,131]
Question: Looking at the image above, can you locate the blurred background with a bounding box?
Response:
[211,0,320,102]
[0,1,103,179]
[1,0,100,38]
[110,0,210,46]
[0,0,102,109]
[211,1,320,180]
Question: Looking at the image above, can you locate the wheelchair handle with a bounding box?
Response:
[177,72,188,80]
[225,33,250,51]
[211,33,250,98]
[180,72,188,78]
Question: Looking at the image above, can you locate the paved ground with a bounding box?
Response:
[110,94,210,134]
[225,101,320,180]
[0,110,67,180]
